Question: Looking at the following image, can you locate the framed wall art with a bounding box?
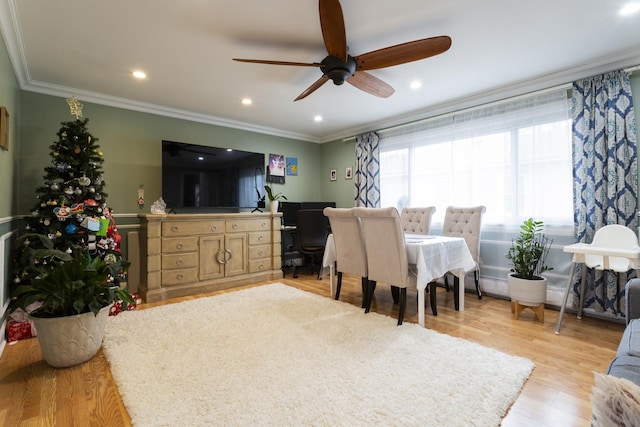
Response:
[330,169,337,181]
[266,153,285,184]
[286,157,298,176]
[345,167,353,180]
[0,106,8,151]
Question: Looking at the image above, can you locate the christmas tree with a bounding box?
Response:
[13,97,125,291]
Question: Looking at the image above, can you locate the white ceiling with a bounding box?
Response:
[1,0,639,143]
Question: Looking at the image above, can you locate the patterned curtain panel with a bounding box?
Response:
[354,132,381,207]
[572,70,638,317]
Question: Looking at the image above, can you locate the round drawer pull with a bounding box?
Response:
[258,250,264,256]
[176,242,183,249]
[261,222,267,228]
[211,225,217,231]
[176,259,184,266]
[177,274,184,280]
[258,235,263,241]
[232,223,238,229]
[171,226,179,232]
[259,263,264,269]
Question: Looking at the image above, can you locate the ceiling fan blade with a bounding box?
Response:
[233,58,322,67]
[355,36,452,71]
[319,0,347,62]
[347,71,395,98]
[294,76,330,101]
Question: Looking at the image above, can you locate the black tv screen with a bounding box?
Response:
[162,140,265,211]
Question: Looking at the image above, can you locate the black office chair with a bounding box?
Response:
[293,209,330,279]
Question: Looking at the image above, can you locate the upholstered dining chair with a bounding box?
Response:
[293,209,330,279]
[440,205,486,308]
[401,206,436,235]
[323,207,368,307]
[354,207,417,325]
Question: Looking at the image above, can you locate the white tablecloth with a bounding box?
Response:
[322,233,476,326]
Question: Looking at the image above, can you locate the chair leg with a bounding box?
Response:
[475,270,482,299]
[429,282,438,316]
[391,286,400,304]
[397,287,407,325]
[444,274,450,292]
[361,276,368,308]
[365,280,376,313]
[453,276,460,311]
[335,272,343,300]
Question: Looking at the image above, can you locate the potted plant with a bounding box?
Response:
[264,184,287,213]
[505,218,553,310]
[11,233,132,368]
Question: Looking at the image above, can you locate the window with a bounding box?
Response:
[379,90,572,226]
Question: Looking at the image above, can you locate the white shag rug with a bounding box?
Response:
[103,283,534,427]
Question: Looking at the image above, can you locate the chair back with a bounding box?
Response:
[323,208,367,277]
[442,206,486,264]
[354,207,409,288]
[296,209,330,251]
[401,206,436,234]
[585,224,639,272]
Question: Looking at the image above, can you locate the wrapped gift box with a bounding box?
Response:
[7,320,36,342]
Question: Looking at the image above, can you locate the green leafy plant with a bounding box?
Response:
[505,218,553,280]
[11,234,132,318]
[264,185,287,201]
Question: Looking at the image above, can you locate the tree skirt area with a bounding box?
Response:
[103,283,534,426]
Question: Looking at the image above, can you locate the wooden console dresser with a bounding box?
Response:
[138,213,283,302]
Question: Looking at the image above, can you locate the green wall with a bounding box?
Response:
[320,138,358,207]
[18,92,326,215]
[0,31,19,219]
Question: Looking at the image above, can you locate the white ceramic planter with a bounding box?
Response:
[270,200,279,214]
[508,273,547,306]
[30,306,110,368]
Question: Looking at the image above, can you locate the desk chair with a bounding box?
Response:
[355,207,417,325]
[401,207,436,235]
[293,209,330,279]
[440,206,486,309]
[323,207,368,307]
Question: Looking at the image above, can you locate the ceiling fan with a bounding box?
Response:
[233,0,451,101]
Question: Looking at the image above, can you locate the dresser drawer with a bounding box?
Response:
[226,219,270,233]
[249,244,271,260]
[248,231,271,245]
[249,258,270,273]
[162,268,198,286]
[162,253,198,270]
[162,220,224,236]
[161,237,198,253]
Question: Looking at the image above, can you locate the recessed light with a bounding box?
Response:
[314,115,323,122]
[410,80,422,90]
[242,98,253,105]
[132,70,147,79]
[198,156,204,161]
[620,2,640,15]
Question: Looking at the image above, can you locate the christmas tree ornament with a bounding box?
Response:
[64,186,74,195]
[98,151,103,157]
[74,187,82,195]
[14,276,20,284]
[65,247,73,254]
[31,211,39,217]
[55,231,62,238]
[61,131,67,138]
[53,151,59,157]
[51,200,58,206]
[65,223,77,234]
[50,183,60,191]
[78,175,91,186]
[89,186,96,193]
[74,146,81,154]
[47,233,55,240]
[23,239,30,246]
[43,219,50,226]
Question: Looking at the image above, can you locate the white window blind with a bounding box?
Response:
[379,89,572,226]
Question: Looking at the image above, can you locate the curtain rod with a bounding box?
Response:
[343,64,640,142]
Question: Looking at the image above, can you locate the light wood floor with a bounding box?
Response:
[0,273,625,426]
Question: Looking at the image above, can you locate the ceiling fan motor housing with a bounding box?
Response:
[322,55,356,85]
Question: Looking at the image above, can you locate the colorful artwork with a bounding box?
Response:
[286,157,298,176]
[267,153,285,184]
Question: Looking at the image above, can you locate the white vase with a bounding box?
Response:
[507,273,547,306]
[270,200,279,214]
[30,306,110,368]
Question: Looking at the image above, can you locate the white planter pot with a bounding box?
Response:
[30,306,110,368]
[269,200,279,214]
[508,273,547,306]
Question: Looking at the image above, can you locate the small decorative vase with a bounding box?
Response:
[270,200,279,214]
[30,306,110,368]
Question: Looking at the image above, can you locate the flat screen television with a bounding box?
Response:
[162,140,265,211]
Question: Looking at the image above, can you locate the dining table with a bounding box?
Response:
[322,233,476,327]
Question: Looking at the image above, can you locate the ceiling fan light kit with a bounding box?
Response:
[233,0,451,101]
